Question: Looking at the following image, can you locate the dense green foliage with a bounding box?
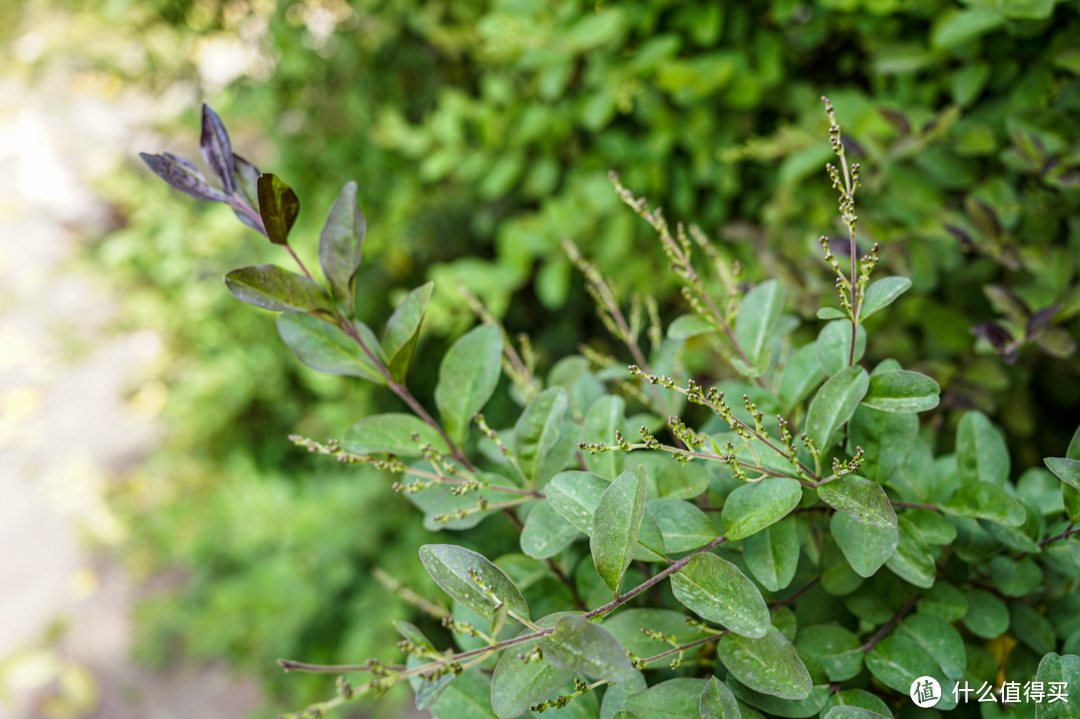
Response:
[140,95,1080,719]
[23,0,1080,714]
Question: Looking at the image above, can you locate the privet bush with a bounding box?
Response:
[45,1,1080,703]
[143,103,1080,719]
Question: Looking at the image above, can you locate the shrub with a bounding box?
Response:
[39,3,1080,701]
[142,100,1080,719]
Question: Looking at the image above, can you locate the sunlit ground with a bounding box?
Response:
[0,3,268,717]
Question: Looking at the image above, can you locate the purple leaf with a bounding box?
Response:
[1026,304,1061,337]
[257,173,300,245]
[200,104,235,196]
[945,225,976,248]
[879,108,910,136]
[140,152,229,203]
[841,136,865,158]
[971,322,1017,365]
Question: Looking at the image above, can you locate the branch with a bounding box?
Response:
[1016,523,1079,561]
[546,558,587,612]
[614,441,805,483]
[638,634,721,665]
[277,536,729,679]
[659,380,820,482]
[770,576,821,609]
[860,592,918,652]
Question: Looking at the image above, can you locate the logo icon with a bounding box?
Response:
[911,676,942,708]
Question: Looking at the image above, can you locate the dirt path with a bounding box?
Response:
[0,58,260,719]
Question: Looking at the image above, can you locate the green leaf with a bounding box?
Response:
[256,173,299,245]
[632,510,667,563]
[520,501,583,560]
[491,614,574,719]
[865,636,955,710]
[1046,457,1080,492]
[647,499,718,552]
[1035,653,1080,719]
[546,471,610,534]
[794,625,863,682]
[637,453,711,499]
[820,689,892,718]
[779,342,826,409]
[625,679,709,719]
[591,465,647,593]
[830,511,899,578]
[539,615,633,682]
[383,282,433,383]
[931,7,1005,50]
[860,277,912,320]
[806,367,870,450]
[343,413,450,457]
[548,357,605,420]
[871,359,903,375]
[581,395,625,478]
[670,552,770,638]
[1010,602,1055,656]
[224,265,332,313]
[772,606,797,642]
[989,555,1043,597]
[668,314,716,340]
[898,613,966,680]
[884,439,940,505]
[730,348,773,379]
[318,181,366,301]
[726,676,829,718]
[436,324,503,445]
[816,321,866,377]
[816,308,847,320]
[419,544,530,621]
[600,670,646,719]
[716,628,813,700]
[961,588,1009,639]
[426,668,499,719]
[744,522,799,592]
[884,516,936,589]
[411,653,458,710]
[700,676,741,719]
[955,410,1010,486]
[818,476,897,529]
[515,387,569,483]
[824,706,889,719]
[941,482,1026,527]
[917,582,969,622]
[905,509,957,545]
[406,471,517,531]
[860,371,940,414]
[396,620,436,652]
[602,609,700,667]
[722,478,803,541]
[950,516,1001,562]
[736,279,786,367]
[819,534,865,596]
[1066,484,1080,524]
[849,406,918,485]
[276,312,386,383]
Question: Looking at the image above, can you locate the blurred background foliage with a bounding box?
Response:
[6,0,1080,713]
